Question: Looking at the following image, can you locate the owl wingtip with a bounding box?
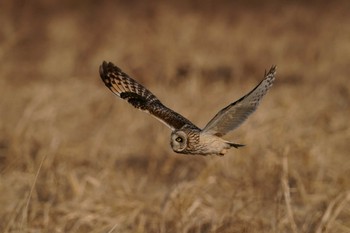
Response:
[269,65,277,74]
[99,62,107,79]
[100,60,113,70]
[99,61,117,85]
[264,65,277,77]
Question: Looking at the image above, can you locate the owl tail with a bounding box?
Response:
[228,142,245,149]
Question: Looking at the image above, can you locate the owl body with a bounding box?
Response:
[99,61,276,156]
[198,133,234,155]
[170,128,233,156]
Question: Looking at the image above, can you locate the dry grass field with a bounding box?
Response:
[1,0,350,232]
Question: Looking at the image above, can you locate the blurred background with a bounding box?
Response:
[1,0,349,232]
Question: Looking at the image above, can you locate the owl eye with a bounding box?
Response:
[175,137,183,143]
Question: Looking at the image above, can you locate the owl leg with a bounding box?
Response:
[219,149,227,156]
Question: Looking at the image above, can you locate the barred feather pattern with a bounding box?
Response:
[99,61,197,130]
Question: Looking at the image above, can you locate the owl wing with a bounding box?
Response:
[202,66,276,137]
[99,61,197,131]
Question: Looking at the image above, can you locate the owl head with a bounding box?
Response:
[170,130,188,153]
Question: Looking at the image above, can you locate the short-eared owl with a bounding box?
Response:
[99,61,276,156]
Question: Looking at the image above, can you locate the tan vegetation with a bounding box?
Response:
[1,1,349,232]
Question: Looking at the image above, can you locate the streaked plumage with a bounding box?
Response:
[99,61,276,156]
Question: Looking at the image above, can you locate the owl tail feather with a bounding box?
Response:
[228,142,245,149]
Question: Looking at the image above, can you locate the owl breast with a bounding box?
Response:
[196,133,231,155]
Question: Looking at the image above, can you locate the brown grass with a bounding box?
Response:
[1,0,350,232]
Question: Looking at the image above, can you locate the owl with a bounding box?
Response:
[99,61,276,156]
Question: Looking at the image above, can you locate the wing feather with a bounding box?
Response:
[202,66,276,136]
[99,61,197,131]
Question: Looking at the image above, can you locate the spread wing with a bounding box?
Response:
[202,66,276,137]
[99,61,197,131]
